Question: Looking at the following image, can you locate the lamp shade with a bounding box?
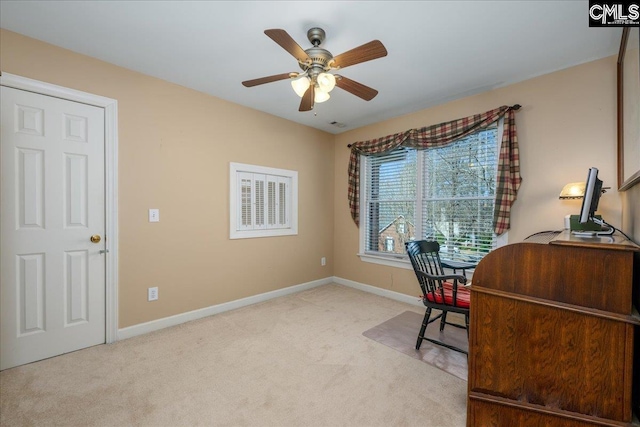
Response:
[559,182,586,199]
[291,76,310,97]
[317,72,336,93]
[314,90,330,103]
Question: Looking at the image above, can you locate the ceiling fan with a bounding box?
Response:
[242,28,388,112]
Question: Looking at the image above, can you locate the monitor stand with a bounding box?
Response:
[571,230,597,237]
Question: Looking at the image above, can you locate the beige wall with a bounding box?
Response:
[333,56,627,297]
[0,30,335,328]
[2,29,637,328]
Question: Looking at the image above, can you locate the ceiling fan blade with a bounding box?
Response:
[242,73,292,87]
[335,76,378,101]
[332,40,388,69]
[299,85,314,112]
[264,29,311,62]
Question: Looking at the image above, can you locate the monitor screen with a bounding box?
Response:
[579,167,603,224]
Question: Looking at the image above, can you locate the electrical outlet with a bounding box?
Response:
[321,257,326,266]
[148,287,158,301]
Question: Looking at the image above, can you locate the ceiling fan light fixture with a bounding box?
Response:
[291,76,310,97]
[314,90,330,103]
[243,28,388,112]
[317,72,336,93]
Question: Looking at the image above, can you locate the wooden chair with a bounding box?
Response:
[405,240,471,354]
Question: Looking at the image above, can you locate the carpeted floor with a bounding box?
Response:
[362,310,468,381]
[0,284,467,427]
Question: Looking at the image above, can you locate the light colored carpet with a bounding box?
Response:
[0,284,467,427]
[362,311,468,381]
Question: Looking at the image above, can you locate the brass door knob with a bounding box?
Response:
[90,234,101,244]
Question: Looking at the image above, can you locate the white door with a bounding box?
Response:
[1,86,106,370]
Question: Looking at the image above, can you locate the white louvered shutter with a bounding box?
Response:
[238,172,253,230]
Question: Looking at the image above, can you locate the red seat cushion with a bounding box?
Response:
[425,282,470,308]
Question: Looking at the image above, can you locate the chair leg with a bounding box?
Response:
[465,314,469,338]
[416,308,432,350]
[439,311,448,332]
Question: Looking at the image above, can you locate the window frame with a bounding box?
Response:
[357,121,508,270]
[229,162,298,239]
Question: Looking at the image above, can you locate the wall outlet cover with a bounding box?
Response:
[149,209,160,222]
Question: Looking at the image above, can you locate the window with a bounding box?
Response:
[230,163,298,239]
[385,237,395,252]
[360,124,505,266]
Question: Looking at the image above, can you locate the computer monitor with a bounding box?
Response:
[577,167,614,235]
[579,167,602,224]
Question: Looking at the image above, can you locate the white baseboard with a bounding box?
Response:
[117,276,421,341]
[117,277,333,340]
[332,276,423,308]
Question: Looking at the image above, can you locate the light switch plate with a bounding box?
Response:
[149,209,160,222]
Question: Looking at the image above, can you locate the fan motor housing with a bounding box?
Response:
[301,28,334,77]
[301,47,333,71]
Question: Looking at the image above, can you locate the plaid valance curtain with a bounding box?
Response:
[347,105,522,235]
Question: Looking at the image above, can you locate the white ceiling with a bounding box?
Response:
[0,1,623,134]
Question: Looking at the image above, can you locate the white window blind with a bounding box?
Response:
[361,126,500,264]
[230,163,297,239]
[365,149,417,254]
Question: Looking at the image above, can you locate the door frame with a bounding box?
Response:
[0,72,119,344]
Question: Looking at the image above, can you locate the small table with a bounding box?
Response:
[441,260,477,275]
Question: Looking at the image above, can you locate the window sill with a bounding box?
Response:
[357,252,480,279]
[230,228,297,239]
[357,253,413,270]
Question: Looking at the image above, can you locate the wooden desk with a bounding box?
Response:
[467,231,640,426]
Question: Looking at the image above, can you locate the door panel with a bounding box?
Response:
[1,86,106,370]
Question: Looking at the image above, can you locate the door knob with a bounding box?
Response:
[90,234,101,244]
